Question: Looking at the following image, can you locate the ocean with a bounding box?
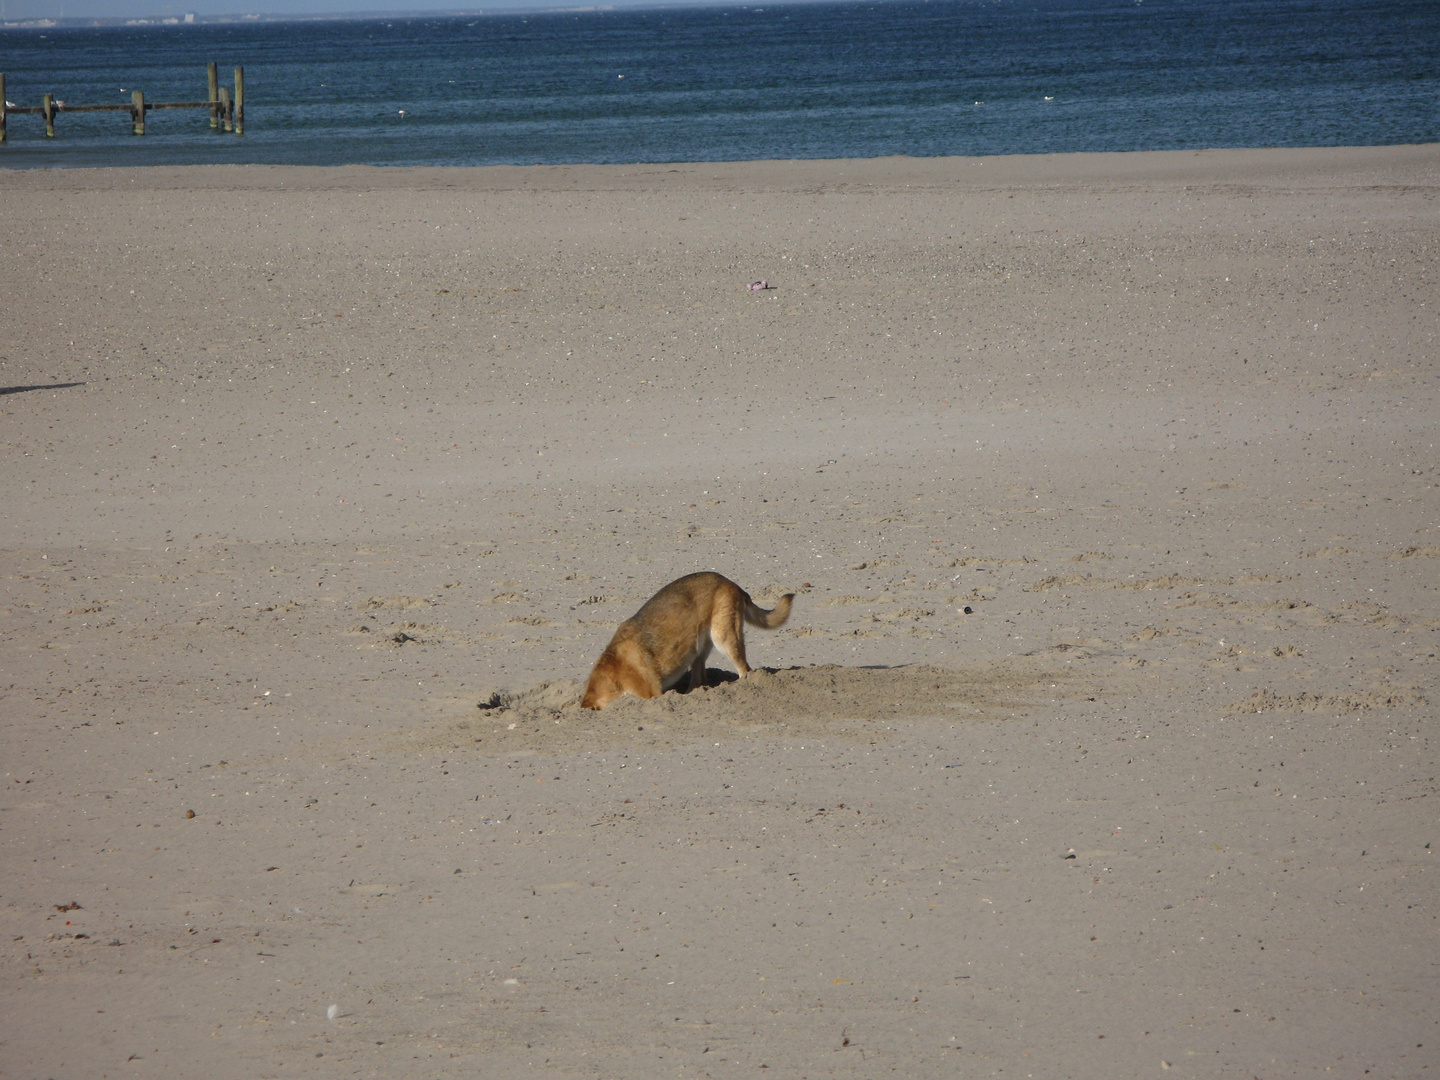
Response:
[1,0,1436,169]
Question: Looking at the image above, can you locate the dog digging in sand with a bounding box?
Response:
[581,572,794,710]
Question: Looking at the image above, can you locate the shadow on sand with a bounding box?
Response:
[1,382,86,396]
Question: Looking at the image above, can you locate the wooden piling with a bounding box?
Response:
[3,64,243,142]
[234,66,244,136]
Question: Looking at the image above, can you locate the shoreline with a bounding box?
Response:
[3,141,1437,188]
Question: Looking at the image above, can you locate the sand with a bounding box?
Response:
[2,144,1437,1078]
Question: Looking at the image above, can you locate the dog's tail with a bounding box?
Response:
[742,591,794,630]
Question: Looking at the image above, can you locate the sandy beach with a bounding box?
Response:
[2,144,1437,1078]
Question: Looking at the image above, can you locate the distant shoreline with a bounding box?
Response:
[5,142,1437,185]
[8,2,772,32]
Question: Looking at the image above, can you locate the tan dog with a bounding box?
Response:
[581,572,794,710]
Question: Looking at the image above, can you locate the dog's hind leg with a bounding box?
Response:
[709,599,752,679]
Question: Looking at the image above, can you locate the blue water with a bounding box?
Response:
[2,0,1436,169]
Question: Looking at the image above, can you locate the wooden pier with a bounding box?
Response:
[1,63,244,142]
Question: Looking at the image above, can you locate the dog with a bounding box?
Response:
[581,572,794,710]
